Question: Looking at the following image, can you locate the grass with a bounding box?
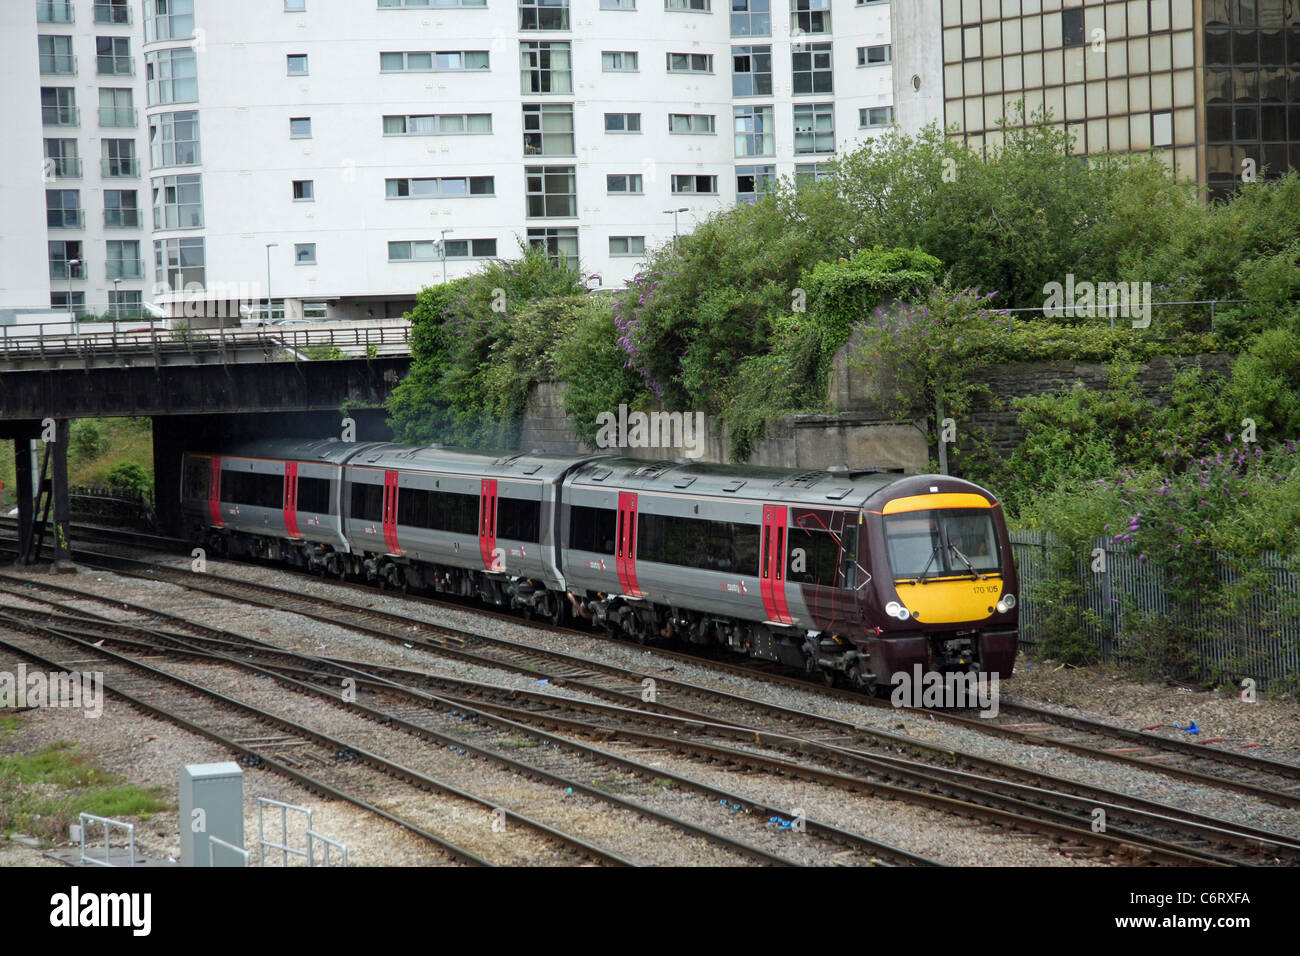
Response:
[496,733,540,750]
[0,417,153,510]
[0,740,170,844]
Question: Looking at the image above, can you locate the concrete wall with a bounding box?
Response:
[890,0,944,137]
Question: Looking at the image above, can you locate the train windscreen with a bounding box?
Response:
[884,509,999,579]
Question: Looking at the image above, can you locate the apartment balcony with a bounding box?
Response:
[97,58,135,77]
[36,1,74,23]
[39,54,77,76]
[93,2,131,24]
[46,157,82,179]
[102,158,140,178]
[104,208,142,228]
[42,106,79,127]
[49,263,84,280]
[47,209,85,229]
[106,259,144,280]
[98,106,137,127]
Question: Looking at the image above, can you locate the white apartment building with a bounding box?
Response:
[4,0,898,321]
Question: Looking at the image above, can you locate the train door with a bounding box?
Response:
[760,504,793,625]
[382,470,402,555]
[282,461,300,539]
[479,478,500,570]
[615,491,641,598]
[208,456,223,527]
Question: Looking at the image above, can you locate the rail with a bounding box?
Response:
[0,322,411,365]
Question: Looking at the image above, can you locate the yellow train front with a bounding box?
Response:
[853,475,1019,690]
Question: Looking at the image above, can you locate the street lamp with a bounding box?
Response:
[662,207,688,247]
[439,228,452,285]
[112,277,121,330]
[265,243,278,326]
[66,258,80,323]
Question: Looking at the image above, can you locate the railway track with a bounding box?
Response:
[15,518,1298,812]
[0,589,935,867]
[4,568,1297,866]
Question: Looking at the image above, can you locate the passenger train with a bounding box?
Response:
[179,439,1019,692]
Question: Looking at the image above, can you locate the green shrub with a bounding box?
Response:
[105,461,151,498]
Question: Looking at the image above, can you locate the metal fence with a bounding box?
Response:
[1009,530,1300,688]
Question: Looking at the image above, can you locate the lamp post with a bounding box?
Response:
[265,242,278,326]
[439,228,452,285]
[662,207,688,247]
[112,277,121,332]
[66,257,80,322]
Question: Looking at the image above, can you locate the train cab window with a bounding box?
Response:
[350,481,383,522]
[787,509,850,587]
[297,476,332,514]
[569,505,616,555]
[497,496,541,543]
[182,457,209,500]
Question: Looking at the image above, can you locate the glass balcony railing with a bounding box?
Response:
[97,58,135,77]
[93,2,131,24]
[36,1,74,24]
[42,106,79,126]
[49,262,84,280]
[102,158,140,177]
[46,157,82,178]
[98,106,137,127]
[39,53,77,75]
[106,258,144,280]
[47,209,85,228]
[104,208,142,228]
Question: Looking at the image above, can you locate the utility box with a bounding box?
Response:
[179,762,244,867]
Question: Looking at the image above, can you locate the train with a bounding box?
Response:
[179,439,1019,693]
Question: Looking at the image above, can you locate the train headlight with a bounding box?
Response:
[996,593,1016,613]
[885,601,910,620]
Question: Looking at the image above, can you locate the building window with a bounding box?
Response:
[293,180,314,200]
[102,139,139,177]
[380,0,483,6]
[290,117,312,138]
[287,54,309,75]
[857,44,890,67]
[104,189,140,228]
[606,174,644,194]
[155,236,205,289]
[146,49,198,105]
[671,174,717,194]
[730,0,769,36]
[51,292,87,316]
[39,36,75,75]
[859,105,893,128]
[793,102,834,153]
[792,42,832,94]
[519,0,570,30]
[46,189,83,228]
[383,113,492,135]
[1062,8,1085,47]
[732,45,772,96]
[144,0,195,43]
[670,113,716,134]
[96,36,133,75]
[735,165,775,202]
[106,240,143,279]
[41,87,78,126]
[526,228,578,268]
[602,51,638,71]
[284,0,306,10]
[295,243,317,264]
[790,0,829,35]
[152,173,203,229]
[734,105,774,156]
[149,110,200,166]
[523,103,575,155]
[665,0,710,10]
[667,52,713,73]
[604,112,642,132]
[600,0,635,8]
[525,166,577,217]
[795,162,833,184]
[98,88,135,127]
[520,41,572,93]
[37,2,76,25]
[388,239,497,260]
[445,238,497,258]
[609,236,646,256]
[44,139,81,179]
[48,240,84,280]
[385,176,495,197]
[109,290,143,317]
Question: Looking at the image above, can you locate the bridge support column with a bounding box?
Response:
[12,439,36,565]
[51,419,74,571]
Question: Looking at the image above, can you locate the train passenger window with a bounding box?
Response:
[182,457,209,499]
[428,490,478,535]
[636,511,761,574]
[221,468,282,509]
[297,476,331,514]
[569,505,616,555]
[497,496,541,542]
[350,481,383,522]
[397,487,429,527]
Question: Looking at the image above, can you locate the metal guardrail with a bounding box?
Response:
[307,829,348,867]
[78,812,135,868]
[258,797,312,867]
[0,322,411,365]
[208,835,251,867]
